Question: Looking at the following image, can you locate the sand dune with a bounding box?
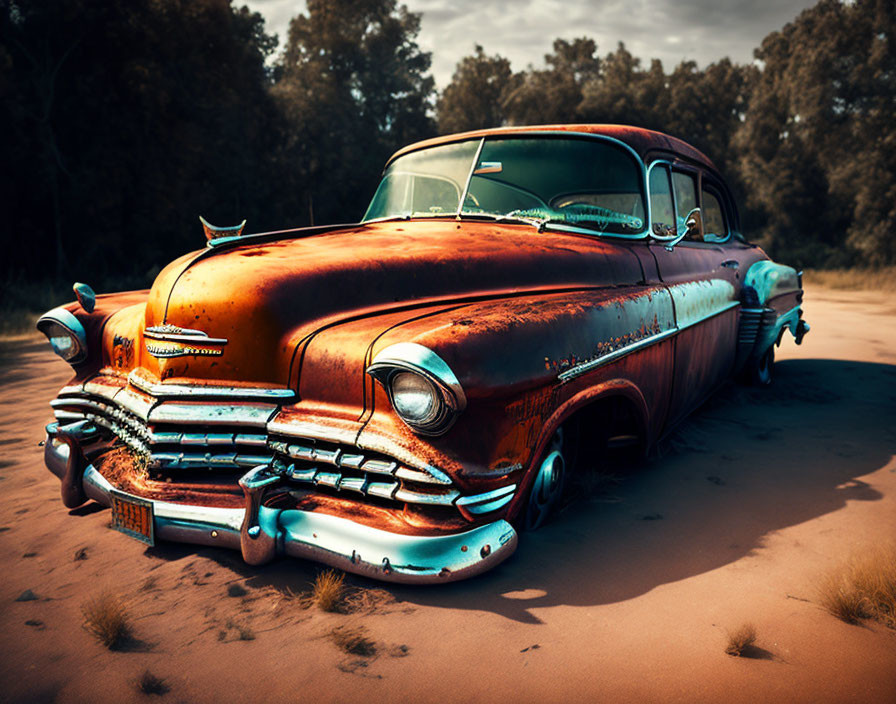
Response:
[1,284,894,703]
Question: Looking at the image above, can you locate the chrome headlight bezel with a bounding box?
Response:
[36,307,88,364]
[367,342,466,436]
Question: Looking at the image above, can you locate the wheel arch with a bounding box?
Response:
[505,379,650,522]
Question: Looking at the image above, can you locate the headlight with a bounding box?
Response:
[37,308,88,364]
[391,372,440,425]
[367,342,466,436]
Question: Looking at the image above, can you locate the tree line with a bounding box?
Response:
[1,0,893,296]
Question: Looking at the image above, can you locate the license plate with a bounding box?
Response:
[110,489,155,546]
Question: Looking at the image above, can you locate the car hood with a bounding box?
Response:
[123,219,642,388]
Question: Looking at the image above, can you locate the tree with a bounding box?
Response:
[734,0,896,266]
[503,38,599,125]
[0,0,281,283]
[437,45,517,134]
[272,0,435,225]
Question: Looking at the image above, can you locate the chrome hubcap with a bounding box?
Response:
[525,431,566,531]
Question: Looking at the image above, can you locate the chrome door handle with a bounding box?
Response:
[720,260,739,270]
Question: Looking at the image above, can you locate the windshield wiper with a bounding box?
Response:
[459,211,552,231]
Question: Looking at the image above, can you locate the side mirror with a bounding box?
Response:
[684,207,703,240]
[664,207,703,251]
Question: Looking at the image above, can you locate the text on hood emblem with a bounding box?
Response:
[144,324,228,359]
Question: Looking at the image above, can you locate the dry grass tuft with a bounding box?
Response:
[725,623,758,657]
[136,670,168,696]
[330,625,377,656]
[343,587,398,615]
[309,569,347,613]
[818,545,896,628]
[81,590,132,649]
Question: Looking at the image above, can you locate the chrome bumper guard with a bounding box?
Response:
[44,423,518,584]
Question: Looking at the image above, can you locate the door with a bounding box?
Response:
[647,163,742,428]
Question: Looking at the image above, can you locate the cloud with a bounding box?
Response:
[243,0,818,86]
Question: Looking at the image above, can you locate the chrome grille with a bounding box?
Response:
[269,437,459,506]
[50,376,516,517]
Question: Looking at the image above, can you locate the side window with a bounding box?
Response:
[671,171,697,238]
[702,187,728,242]
[649,165,675,237]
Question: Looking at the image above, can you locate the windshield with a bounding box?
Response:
[363,136,646,236]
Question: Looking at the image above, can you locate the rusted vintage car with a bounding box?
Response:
[38,125,809,583]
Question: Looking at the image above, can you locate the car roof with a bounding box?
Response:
[388,124,718,173]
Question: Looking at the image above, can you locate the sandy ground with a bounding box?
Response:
[1,283,895,704]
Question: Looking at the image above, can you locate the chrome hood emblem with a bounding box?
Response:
[144,324,228,359]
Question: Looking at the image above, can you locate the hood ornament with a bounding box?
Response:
[200,216,246,243]
[144,323,227,359]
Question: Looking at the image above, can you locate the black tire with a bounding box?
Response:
[750,345,774,386]
[521,428,567,531]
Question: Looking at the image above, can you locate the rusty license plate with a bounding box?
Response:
[110,489,155,546]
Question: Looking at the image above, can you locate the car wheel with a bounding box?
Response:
[522,428,567,531]
[751,345,774,386]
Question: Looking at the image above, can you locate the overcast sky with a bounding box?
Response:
[243,0,819,87]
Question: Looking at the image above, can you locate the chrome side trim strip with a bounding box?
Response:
[676,300,740,332]
[558,296,740,382]
[558,328,678,382]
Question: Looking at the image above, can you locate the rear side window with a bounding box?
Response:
[649,165,675,237]
[671,171,697,237]
[702,187,728,242]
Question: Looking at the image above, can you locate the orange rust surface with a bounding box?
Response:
[95,449,244,508]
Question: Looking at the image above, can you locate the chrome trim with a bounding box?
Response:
[381,131,652,240]
[558,328,678,382]
[143,323,228,345]
[53,379,461,510]
[456,138,486,218]
[676,300,740,332]
[151,452,272,470]
[455,484,517,515]
[113,388,155,421]
[645,159,733,244]
[73,282,96,313]
[128,370,294,401]
[59,383,85,395]
[394,487,460,506]
[395,466,452,485]
[46,423,518,583]
[148,403,278,428]
[266,418,360,446]
[369,342,466,411]
[456,484,516,507]
[144,323,228,359]
[200,215,246,244]
[368,343,467,435]
[558,295,740,382]
[36,307,88,364]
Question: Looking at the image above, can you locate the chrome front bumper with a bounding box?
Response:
[44,422,518,584]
